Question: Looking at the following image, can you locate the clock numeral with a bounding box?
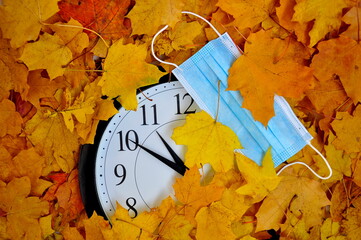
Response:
[174,93,197,115]
[118,130,139,151]
[140,104,159,125]
[114,164,126,185]
[126,197,138,218]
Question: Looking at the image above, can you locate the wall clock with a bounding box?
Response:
[79,78,201,220]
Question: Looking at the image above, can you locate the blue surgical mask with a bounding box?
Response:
[151,11,332,179]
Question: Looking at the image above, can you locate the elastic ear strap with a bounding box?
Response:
[151,25,180,69]
[276,143,333,180]
[151,11,222,69]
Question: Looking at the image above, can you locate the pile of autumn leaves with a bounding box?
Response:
[0,0,361,239]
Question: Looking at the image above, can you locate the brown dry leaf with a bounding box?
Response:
[331,106,361,153]
[173,165,224,222]
[0,0,58,48]
[311,36,361,104]
[19,33,73,80]
[127,0,185,36]
[228,30,314,124]
[100,41,165,110]
[54,170,84,223]
[0,99,23,138]
[172,111,242,172]
[292,0,347,46]
[0,177,49,240]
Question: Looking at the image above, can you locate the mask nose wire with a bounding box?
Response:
[276,142,333,180]
[151,11,223,69]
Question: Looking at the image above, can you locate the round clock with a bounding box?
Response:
[79,79,201,220]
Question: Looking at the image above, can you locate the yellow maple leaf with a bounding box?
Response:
[154,197,194,240]
[127,0,185,36]
[19,33,73,80]
[310,36,361,104]
[331,105,361,153]
[173,165,224,222]
[256,174,330,232]
[50,19,90,56]
[100,41,165,110]
[276,0,311,45]
[320,218,345,240]
[195,201,237,240]
[170,20,204,51]
[0,38,29,100]
[27,70,66,109]
[24,111,80,173]
[279,210,310,240]
[60,91,95,133]
[0,177,49,240]
[83,213,110,240]
[315,133,351,184]
[217,0,277,30]
[0,99,23,138]
[292,0,347,46]
[236,149,281,203]
[228,30,314,124]
[172,111,242,172]
[341,201,361,239]
[39,215,54,239]
[0,0,58,48]
[107,203,162,240]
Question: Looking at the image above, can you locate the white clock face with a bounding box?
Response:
[95,81,200,219]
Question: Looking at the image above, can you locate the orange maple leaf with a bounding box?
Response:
[58,0,131,40]
[173,165,224,222]
[228,30,314,124]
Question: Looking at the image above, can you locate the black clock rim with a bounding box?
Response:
[78,73,178,219]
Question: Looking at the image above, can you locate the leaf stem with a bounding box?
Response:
[41,22,110,48]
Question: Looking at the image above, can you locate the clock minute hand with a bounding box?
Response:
[156,131,188,171]
[130,140,186,176]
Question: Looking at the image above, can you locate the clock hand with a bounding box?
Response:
[156,131,188,171]
[129,140,186,176]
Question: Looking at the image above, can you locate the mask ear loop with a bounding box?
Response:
[276,142,333,180]
[151,11,223,69]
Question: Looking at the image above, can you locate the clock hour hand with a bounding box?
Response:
[156,131,188,171]
[129,140,186,176]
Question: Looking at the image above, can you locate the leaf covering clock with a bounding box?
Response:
[79,79,200,219]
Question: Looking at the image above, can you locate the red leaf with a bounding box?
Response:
[58,0,131,40]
